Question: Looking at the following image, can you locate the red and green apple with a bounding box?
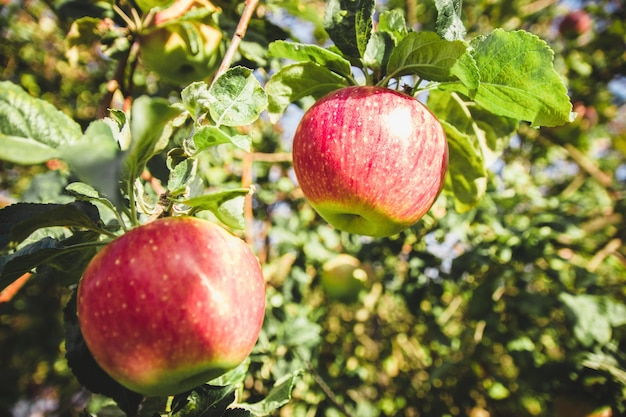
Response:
[77,216,265,396]
[292,86,448,238]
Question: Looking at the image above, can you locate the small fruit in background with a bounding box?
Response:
[559,10,592,38]
[292,86,448,238]
[320,254,368,303]
[77,217,266,396]
[139,0,225,84]
[134,0,174,13]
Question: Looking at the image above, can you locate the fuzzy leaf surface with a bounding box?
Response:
[0,81,82,164]
[470,29,573,127]
[208,66,268,127]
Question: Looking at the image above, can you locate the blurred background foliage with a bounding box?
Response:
[1,0,625,416]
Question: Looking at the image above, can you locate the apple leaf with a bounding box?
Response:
[428,90,487,213]
[60,120,124,204]
[181,82,211,120]
[237,370,302,416]
[469,29,573,127]
[207,66,268,127]
[265,62,350,122]
[191,125,252,153]
[167,155,199,196]
[0,201,102,250]
[181,188,251,230]
[268,41,353,80]
[222,409,254,416]
[559,293,622,347]
[386,32,471,83]
[0,230,100,291]
[0,81,82,164]
[65,182,120,223]
[171,384,236,417]
[376,9,408,44]
[324,0,375,60]
[122,95,182,186]
[363,31,395,78]
[435,0,466,41]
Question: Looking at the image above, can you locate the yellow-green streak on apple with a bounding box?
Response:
[77,217,265,396]
[292,86,448,238]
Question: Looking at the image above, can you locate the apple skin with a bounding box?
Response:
[292,86,448,238]
[77,217,265,397]
[140,21,224,85]
[320,254,368,303]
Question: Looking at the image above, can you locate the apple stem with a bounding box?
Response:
[213,0,259,79]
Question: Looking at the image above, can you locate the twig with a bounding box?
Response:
[214,0,259,78]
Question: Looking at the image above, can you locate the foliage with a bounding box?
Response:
[1,0,625,416]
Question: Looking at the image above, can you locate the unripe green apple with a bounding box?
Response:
[320,254,368,302]
[140,21,224,85]
[292,86,448,238]
[77,217,265,397]
[135,0,174,13]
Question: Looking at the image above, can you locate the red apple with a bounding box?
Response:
[292,86,448,238]
[77,217,265,396]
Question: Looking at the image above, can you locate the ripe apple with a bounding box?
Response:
[77,217,265,396]
[292,86,448,238]
[139,20,224,85]
[320,254,368,302]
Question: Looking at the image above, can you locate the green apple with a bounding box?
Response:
[320,254,368,302]
[140,20,224,85]
[135,0,175,13]
[292,86,448,238]
[77,217,266,396]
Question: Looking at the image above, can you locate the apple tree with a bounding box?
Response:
[1,0,625,416]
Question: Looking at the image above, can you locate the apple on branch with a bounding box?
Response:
[292,86,448,238]
[139,0,225,84]
[76,217,266,397]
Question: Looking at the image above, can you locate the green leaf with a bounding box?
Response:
[386,31,470,82]
[376,9,408,44]
[0,231,100,291]
[268,41,353,80]
[428,90,487,212]
[324,0,375,60]
[171,385,236,417]
[435,0,466,41]
[559,293,613,347]
[0,201,102,250]
[363,31,395,78]
[238,370,302,416]
[207,66,268,127]
[209,358,250,387]
[123,96,182,183]
[181,188,251,230]
[265,62,350,122]
[191,125,252,153]
[470,29,573,127]
[167,155,198,196]
[181,82,211,120]
[60,120,124,203]
[0,81,82,164]
[65,182,122,227]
